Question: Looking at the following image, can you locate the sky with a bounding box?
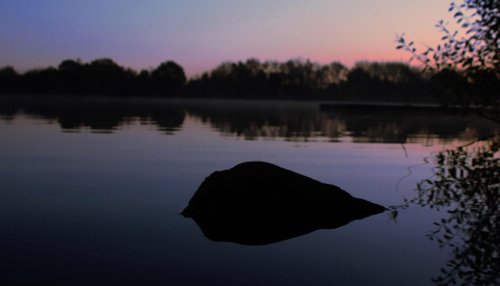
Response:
[0,0,451,76]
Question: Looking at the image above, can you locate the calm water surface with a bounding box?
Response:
[0,96,496,285]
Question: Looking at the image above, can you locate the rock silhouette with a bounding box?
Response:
[182,162,386,245]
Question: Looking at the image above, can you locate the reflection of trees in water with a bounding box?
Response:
[183,101,340,140]
[321,105,494,144]
[399,136,499,285]
[0,101,17,121]
[185,103,496,143]
[0,97,497,144]
[0,96,185,133]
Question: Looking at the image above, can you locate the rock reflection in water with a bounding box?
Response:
[182,162,386,245]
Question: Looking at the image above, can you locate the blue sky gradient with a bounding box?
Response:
[0,0,450,76]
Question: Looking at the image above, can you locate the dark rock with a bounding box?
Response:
[182,161,386,245]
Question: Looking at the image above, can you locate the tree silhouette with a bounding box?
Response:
[151,61,186,94]
[395,3,500,284]
[22,67,59,94]
[85,58,136,94]
[0,58,188,96]
[316,61,348,92]
[397,0,499,120]
[341,62,429,102]
[58,59,85,93]
[0,66,18,93]
[187,58,425,99]
[1,58,431,100]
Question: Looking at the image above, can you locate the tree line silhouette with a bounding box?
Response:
[0,58,441,101]
[188,59,435,101]
[0,58,186,96]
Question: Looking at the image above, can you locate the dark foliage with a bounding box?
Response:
[187,59,431,101]
[0,58,186,97]
[394,2,500,284]
[397,0,500,120]
[0,58,434,101]
[341,61,431,102]
[0,66,19,93]
[150,61,186,94]
[186,59,347,98]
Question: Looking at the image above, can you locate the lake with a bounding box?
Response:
[0,96,497,285]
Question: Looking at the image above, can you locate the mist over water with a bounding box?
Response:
[0,95,494,143]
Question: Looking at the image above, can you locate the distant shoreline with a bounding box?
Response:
[320,101,442,109]
[0,92,441,107]
[1,59,436,103]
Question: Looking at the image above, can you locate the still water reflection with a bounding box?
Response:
[399,137,500,285]
[0,96,498,285]
[0,95,494,143]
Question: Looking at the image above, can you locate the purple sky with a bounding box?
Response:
[0,0,451,76]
